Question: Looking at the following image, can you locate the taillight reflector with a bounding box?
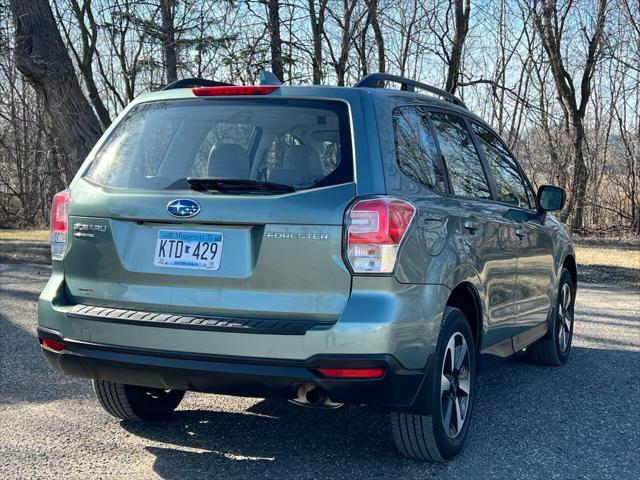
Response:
[316,368,386,379]
[41,338,65,352]
[192,85,279,96]
[50,189,71,260]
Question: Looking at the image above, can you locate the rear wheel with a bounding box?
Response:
[390,307,476,462]
[92,380,185,420]
[526,268,575,366]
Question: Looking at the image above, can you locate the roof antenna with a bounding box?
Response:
[259,70,282,86]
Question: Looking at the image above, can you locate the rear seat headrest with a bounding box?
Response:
[207,143,250,178]
[281,145,323,176]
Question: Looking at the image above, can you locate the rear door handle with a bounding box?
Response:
[463,219,481,231]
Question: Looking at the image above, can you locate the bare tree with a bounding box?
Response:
[266,0,284,81]
[307,0,328,83]
[365,0,385,73]
[9,0,102,179]
[159,0,178,83]
[530,0,609,231]
[444,0,470,93]
[97,0,149,108]
[324,0,364,86]
[54,0,112,128]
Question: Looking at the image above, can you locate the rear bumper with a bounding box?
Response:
[38,327,431,410]
[38,272,450,370]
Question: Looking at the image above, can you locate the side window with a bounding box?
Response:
[471,123,532,208]
[393,106,446,192]
[428,112,491,199]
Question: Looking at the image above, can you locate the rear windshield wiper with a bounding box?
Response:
[185,177,296,195]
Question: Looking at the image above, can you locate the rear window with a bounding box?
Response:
[84,99,353,191]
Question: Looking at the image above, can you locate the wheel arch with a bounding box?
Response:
[445,281,482,350]
[562,253,577,287]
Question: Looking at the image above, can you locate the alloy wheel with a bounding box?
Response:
[440,332,471,438]
[558,283,573,352]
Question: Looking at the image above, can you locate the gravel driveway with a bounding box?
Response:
[1,263,638,479]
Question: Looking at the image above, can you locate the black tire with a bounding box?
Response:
[92,380,185,421]
[526,268,575,366]
[390,307,477,462]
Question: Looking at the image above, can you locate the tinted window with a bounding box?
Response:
[472,123,532,208]
[429,112,491,199]
[393,106,446,192]
[85,99,352,191]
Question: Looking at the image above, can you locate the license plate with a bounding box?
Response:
[153,230,223,271]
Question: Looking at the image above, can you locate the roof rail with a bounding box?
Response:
[354,73,467,109]
[162,78,233,90]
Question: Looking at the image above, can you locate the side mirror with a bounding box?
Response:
[536,185,566,212]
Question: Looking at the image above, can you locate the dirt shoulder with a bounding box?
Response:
[0,229,50,265]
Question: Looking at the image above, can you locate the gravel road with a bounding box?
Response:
[1,262,638,479]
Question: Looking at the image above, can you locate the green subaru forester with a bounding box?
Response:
[38,73,576,462]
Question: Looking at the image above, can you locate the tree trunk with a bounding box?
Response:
[160,0,178,84]
[336,0,355,86]
[445,0,470,94]
[365,0,385,73]
[9,0,101,180]
[268,0,284,81]
[570,120,590,231]
[308,0,326,84]
[80,59,111,129]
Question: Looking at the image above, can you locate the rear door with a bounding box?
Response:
[470,123,555,342]
[427,111,519,352]
[64,97,355,325]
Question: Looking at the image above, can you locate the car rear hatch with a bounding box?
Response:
[63,95,356,327]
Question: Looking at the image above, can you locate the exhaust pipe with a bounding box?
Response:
[288,383,343,409]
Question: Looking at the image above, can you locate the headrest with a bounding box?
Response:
[282,145,323,176]
[207,143,250,178]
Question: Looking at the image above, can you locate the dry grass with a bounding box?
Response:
[574,235,639,288]
[0,229,50,265]
[576,246,640,269]
[0,229,49,242]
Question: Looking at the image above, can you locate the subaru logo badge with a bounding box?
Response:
[167,199,201,218]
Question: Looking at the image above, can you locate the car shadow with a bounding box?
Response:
[128,402,407,479]
[121,346,640,479]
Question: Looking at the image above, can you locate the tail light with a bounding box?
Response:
[50,189,71,260]
[345,197,416,274]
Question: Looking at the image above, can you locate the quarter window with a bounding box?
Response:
[393,106,446,192]
[428,112,491,199]
[472,123,532,208]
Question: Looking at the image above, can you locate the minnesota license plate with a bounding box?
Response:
[153,230,223,271]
